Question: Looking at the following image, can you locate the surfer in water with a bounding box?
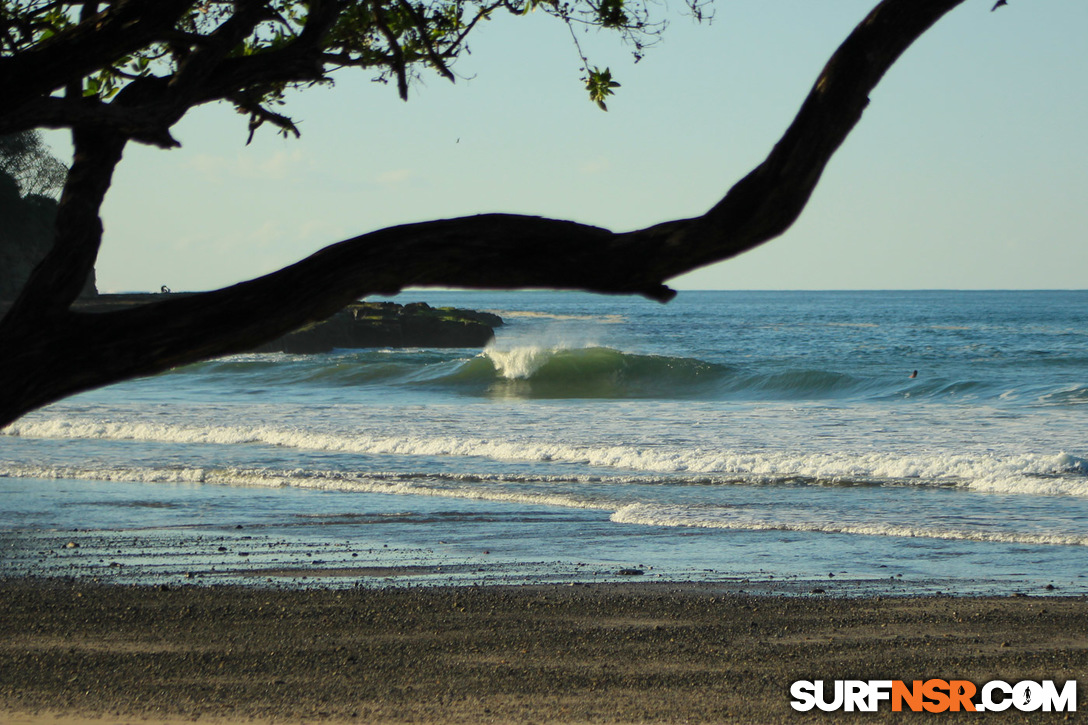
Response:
[909,370,918,379]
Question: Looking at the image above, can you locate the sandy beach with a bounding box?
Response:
[2,577,1086,723]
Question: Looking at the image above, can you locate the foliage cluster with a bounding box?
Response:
[0,130,67,199]
[0,0,708,146]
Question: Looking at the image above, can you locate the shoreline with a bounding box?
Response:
[4,477,1080,599]
[3,577,1086,723]
[5,513,1075,598]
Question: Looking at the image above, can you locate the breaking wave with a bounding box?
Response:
[441,346,730,398]
[5,417,1087,497]
[154,346,1087,404]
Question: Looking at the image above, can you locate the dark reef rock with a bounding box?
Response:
[28,295,501,354]
[2,294,501,353]
[253,301,503,353]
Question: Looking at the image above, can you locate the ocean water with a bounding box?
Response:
[2,290,1087,594]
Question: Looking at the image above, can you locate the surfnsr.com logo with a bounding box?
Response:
[790,679,1077,713]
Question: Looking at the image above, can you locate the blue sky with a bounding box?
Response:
[51,0,1088,292]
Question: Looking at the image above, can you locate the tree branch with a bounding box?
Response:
[0,93,182,147]
[0,126,127,326]
[673,0,966,273]
[0,3,346,143]
[372,1,410,100]
[166,0,271,94]
[398,0,456,82]
[0,0,195,107]
[0,0,968,427]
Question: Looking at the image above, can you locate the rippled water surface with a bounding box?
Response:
[3,291,1087,593]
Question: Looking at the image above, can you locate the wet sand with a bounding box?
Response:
[2,578,1086,723]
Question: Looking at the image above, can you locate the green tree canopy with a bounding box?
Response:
[0,0,697,143]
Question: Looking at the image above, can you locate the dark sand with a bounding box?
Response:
[2,578,1086,723]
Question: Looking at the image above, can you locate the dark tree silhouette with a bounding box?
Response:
[0,131,68,199]
[0,0,968,426]
[0,131,88,299]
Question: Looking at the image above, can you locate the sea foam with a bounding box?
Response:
[5,459,1084,547]
[609,503,1088,547]
[4,415,1087,497]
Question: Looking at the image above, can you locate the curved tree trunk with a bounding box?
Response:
[0,0,966,426]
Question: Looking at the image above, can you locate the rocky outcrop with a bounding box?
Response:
[253,301,503,353]
[26,295,502,354]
